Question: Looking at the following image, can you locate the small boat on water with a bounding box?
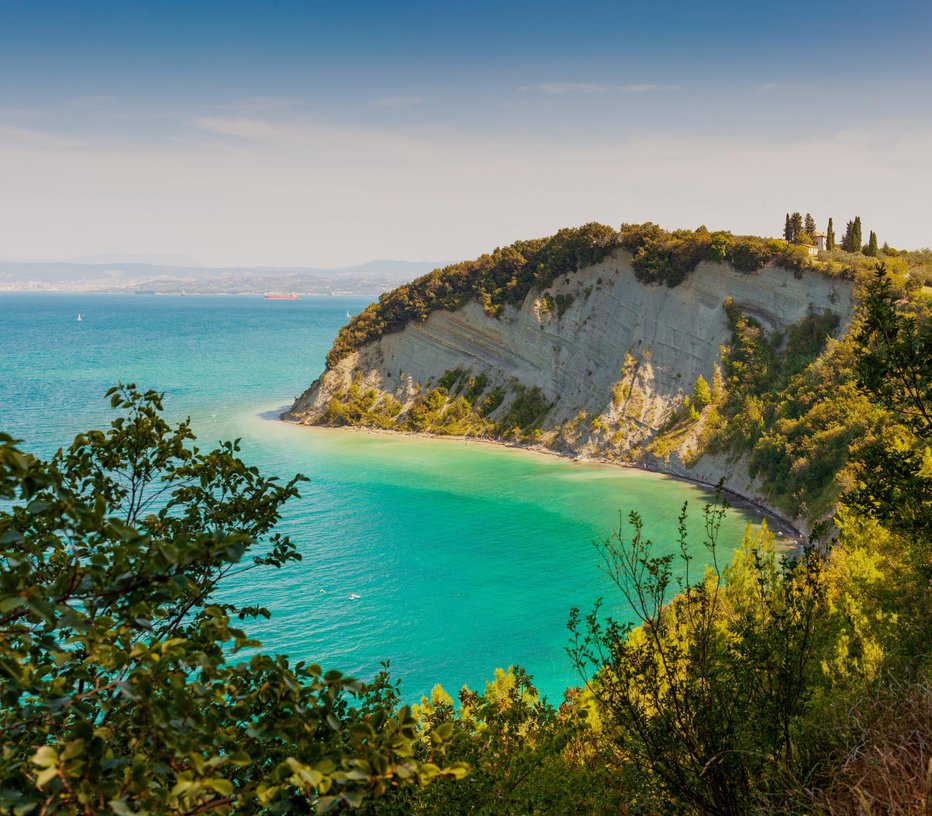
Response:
[264,293,299,300]
[347,593,361,600]
[346,311,352,318]
[76,314,83,321]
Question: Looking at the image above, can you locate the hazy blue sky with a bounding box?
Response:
[2,0,930,266]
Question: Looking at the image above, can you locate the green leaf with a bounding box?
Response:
[31,746,58,768]
[0,595,25,613]
[35,765,58,787]
[206,778,234,797]
[918,446,932,478]
[432,720,454,742]
[25,593,56,624]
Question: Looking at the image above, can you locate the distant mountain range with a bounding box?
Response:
[0,259,444,296]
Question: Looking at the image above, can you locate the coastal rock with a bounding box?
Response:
[288,251,855,532]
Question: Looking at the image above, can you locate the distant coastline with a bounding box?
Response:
[0,257,444,297]
[0,289,378,298]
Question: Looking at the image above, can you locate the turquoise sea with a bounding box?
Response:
[0,293,771,701]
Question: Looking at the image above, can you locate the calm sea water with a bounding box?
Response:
[0,293,767,700]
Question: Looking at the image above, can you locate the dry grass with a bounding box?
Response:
[810,681,932,815]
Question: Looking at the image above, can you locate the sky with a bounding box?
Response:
[1,0,931,267]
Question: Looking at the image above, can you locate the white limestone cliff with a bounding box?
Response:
[287,250,855,532]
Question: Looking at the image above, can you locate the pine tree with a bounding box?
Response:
[867,231,879,257]
[804,213,816,236]
[783,213,793,242]
[842,219,856,252]
[693,375,712,408]
[711,363,724,402]
[790,212,803,242]
[826,217,835,250]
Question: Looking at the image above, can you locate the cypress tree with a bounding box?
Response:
[804,213,816,236]
[790,212,803,242]
[842,220,855,252]
[853,216,862,253]
[826,217,835,250]
[783,213,793,242]
[867,231,879,257]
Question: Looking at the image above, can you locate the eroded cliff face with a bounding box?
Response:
[287,251,854,530]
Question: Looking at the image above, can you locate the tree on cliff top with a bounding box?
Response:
[790,212,803,243]
[0,385,464,815]
[804,213,816,237]
[842,217,863,253]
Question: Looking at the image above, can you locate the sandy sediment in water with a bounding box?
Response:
[279,415,807,549]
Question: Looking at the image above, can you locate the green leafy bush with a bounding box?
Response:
[0,386,465,815]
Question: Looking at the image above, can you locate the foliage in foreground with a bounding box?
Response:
[558,266,930,815]
[367,669,629,815]
[2,262,929,815]
[0,386,465,815]
[380,263,931,815]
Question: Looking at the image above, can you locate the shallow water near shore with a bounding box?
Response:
[1,293,775,699]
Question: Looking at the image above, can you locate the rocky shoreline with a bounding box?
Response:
[279,414,808,550]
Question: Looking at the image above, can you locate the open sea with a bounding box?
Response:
[0,293,770,701]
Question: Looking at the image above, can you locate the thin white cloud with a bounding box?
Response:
[193,117,305,145]
[190,116,429,158]
[215,96,295,114]
[537,82,607,95]
[195,116,267,138]
[371,95,423,109]
[0,125,81,149]
[622,84,681,93]
[70,94,117,108]
[1,117,929,265]
[0,106,47,121]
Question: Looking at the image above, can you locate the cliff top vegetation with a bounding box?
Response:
[325,222,905,368]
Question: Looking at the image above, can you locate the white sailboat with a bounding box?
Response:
[76,314,83,322]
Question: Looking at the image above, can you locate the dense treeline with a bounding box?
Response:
[326,224,618,366]
[706,302,876,520]
[620,222,789,286]
[326,222,894,367]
